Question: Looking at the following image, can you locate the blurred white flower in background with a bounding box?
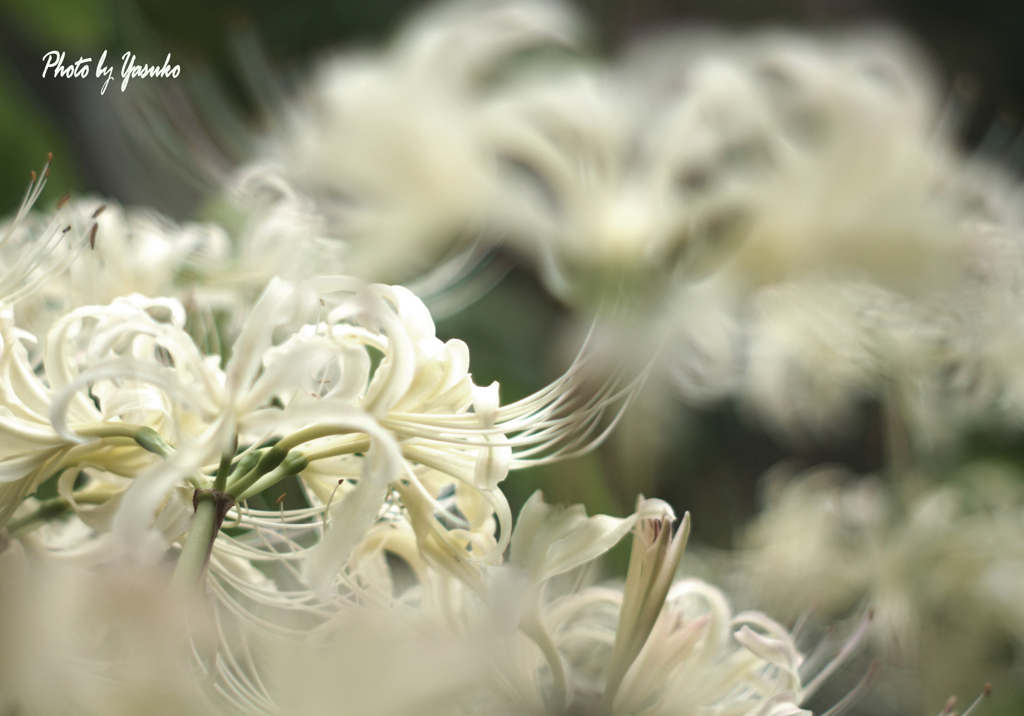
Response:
[734,462,1024,714]
[484,28,952,307]
[243,0,1024,457]
[657,38,1024,452]
[259,0,582,284]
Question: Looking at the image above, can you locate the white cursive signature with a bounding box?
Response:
[42,50,181,95]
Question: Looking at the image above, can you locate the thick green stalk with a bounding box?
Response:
[170,490,235,594]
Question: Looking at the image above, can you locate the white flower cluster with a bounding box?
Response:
[656,37,1024,449]
[251,0,1024,457]
[735,463,1023,714]
[0,148,821,714]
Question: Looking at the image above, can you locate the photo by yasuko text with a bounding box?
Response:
[41,50,180,94]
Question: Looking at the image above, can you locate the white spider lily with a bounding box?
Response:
[640,31,957,296]
[375,491,815,716]
[650,34,1024,448]
[0,157,93,308]
[0,294,195,529]
[483,64,716,308]
[0,163,147,528]
[256,0,582,284]
[509,492,675,589]
[601,501,692,710]
[736,462,1024,713]
[10,196,230,344]
[4,175,344,356]
[21,276,636,627]
[269,278,642,596]
[480,28,954,310]
[0,312,71,501]
[550,582,811,716]
[3,476,830,716]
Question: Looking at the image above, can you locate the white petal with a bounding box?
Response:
[510,491,670,584]
[301,479,389,601]
[109,453,205,566]
[473,434,512,491]
[472,381,501,428]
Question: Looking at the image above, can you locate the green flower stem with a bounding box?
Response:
[232,452,310,502]
[170,489,235,594]
[224,446,289,497]
[73,422,145,440]
[73,423,175,458]
[223,432,368,502]
[223,451,261,488]
[70,422,201,487]
[301,435,370,463]
[222,434,370,501]
[227,434,370,502]
[275,424,357,452]
[212,450,234,495]
[133,427,175,458]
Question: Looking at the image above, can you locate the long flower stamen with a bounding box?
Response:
[953,684,993,716]
[380,349,651,464]
[0,155,52,254]
[818,661,879,716]
[800,609,873,699]
[0,157,99,305]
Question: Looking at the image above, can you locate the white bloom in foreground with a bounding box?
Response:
[250,607,489,716]
[3,419,820,715]
[236,492,822,716]
[4,272,637,645]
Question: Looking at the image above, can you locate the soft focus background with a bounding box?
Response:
[4,1,1024,713]
[5,0,1024,217]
